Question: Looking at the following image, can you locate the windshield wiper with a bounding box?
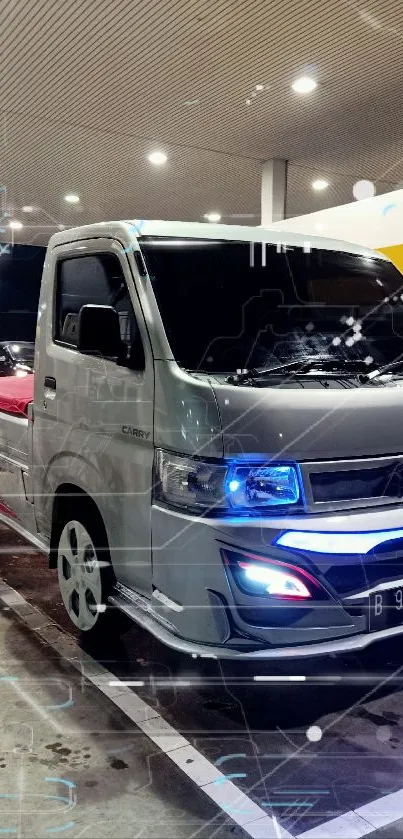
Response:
[226,359,308,384]
[225,357,371,385]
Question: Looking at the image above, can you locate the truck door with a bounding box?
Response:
[33,237,154,597]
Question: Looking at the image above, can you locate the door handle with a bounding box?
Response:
[44,376,56,390]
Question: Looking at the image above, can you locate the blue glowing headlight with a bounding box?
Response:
[155,451,302,514]
[225,464,300,509]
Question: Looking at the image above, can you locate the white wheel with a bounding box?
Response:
[57,519,103,631]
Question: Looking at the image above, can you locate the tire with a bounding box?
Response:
[54,499,116,634]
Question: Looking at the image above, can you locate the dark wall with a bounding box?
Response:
[0,244,46,341]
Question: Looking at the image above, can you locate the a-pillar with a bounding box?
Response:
[261,158,288,226]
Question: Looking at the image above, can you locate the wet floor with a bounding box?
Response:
[2,524,403,836]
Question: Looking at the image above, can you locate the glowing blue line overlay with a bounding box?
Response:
[45,778,76,788]
[45,699,75,711]
[215,753,247,766]
[381,203,397,216]
[213,773,247,784]
[275,528,403,555]
[45,823,75,834]
[122,220,146,254]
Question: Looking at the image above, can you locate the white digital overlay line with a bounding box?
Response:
[254,675,306,682]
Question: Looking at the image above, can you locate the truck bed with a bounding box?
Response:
[0,374,34,419]
[0,374,34,464]
[0,375,35,528]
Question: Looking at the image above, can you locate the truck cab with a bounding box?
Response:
[2,219,403,659]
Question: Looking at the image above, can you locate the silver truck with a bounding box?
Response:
[2,219,403,659]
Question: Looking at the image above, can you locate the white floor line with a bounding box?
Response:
[298,788,403,838]
[0,579,293,839]
[298,811,374,838]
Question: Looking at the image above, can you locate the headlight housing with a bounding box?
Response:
[154,449,302,515]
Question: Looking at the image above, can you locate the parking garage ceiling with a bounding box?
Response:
[1,0,403,242]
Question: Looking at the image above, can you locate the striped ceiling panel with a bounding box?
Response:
[0,0,402,242]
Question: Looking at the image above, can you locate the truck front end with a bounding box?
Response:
[138,223,403,658]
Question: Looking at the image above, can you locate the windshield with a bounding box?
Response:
[140,237,403,375]
[6,343,35,366]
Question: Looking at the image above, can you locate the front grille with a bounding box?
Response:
[311,463,403,503]
[301,455,403,513]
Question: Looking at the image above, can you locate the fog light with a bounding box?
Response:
[239,562,311,598]
[221,547,319,600]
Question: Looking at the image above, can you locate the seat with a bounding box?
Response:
[61,312,78,345]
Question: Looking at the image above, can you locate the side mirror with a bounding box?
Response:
[77,305,123,359]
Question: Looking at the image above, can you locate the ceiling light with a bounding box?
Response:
[21,205,34,213]
[148,151,167,165]
[204,212,221,223]
[292,76,317,94]
[312,179,329,191]
[64,193,80,203]
[9,221,22,230]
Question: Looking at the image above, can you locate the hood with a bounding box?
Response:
[213,381,403,461]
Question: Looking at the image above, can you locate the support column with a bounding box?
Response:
[261,158,288,226]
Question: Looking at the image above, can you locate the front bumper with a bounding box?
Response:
[148,503,403,659]
[110,586,403,659]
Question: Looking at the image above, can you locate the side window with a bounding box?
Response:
[55,253,144,367]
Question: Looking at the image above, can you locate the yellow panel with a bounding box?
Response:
[378,244,403,273]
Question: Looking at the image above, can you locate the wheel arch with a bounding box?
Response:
[49,484,107,569]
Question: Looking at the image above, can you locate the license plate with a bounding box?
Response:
[369,587,403,631]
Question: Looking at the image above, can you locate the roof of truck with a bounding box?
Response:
[48,219,389,261]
